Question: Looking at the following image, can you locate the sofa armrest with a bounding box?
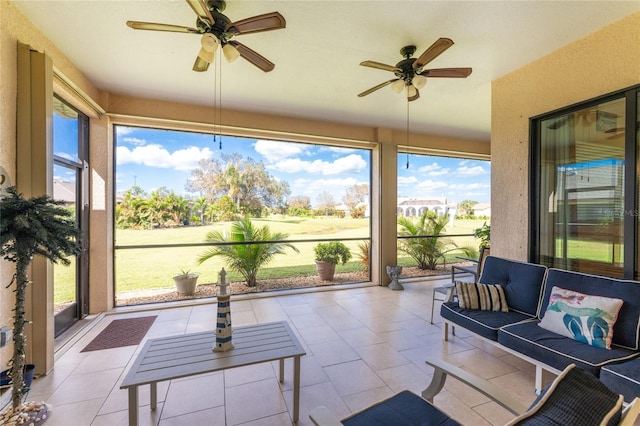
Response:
[309,406,343,426]
[455,256,479,263]
[423,358,528,416]
[621,397,640,426]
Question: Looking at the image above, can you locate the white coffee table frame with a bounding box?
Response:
[120,321,306,425]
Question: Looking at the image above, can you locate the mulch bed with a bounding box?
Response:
[114,263,468,307]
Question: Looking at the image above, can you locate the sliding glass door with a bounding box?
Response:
[52,96,89,336]
[532,86,639,279]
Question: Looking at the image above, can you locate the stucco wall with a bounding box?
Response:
[0,0,103,372]
[491,12,640,260]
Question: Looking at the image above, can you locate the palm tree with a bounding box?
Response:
[398,212,475,270]
[193,196,208,225]
[198,216,299,287]
[0,187,81,411]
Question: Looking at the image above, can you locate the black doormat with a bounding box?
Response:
[81,316,157,352]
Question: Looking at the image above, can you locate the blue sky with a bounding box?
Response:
[55,124,490,206]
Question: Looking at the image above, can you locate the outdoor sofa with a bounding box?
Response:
[440,255,640,402]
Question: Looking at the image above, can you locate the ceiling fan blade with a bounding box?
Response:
[193,55,210,72]
[413,37,454,69]
[127,21,199,33]
[408,89,420,102]
[604,122,640,133]
[357,79,399,97]
[185,0,215,25]
[228,41,275,72]
[226,12,286,35]
[422,67,472,78]
[547,116,569,129]
[359,61,401,73]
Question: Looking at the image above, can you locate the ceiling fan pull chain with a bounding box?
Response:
[218,56,223,149]
[406,99,410,169]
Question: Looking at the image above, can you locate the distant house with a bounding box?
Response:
[53,178,76,206]
[474,202,491,217]
[397,197,452,217]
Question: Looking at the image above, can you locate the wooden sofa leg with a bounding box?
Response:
[442,322,449,341]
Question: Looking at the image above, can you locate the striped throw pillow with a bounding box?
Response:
[455,281,509,312]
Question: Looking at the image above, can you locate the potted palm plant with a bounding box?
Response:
[0,186,81,421]
[474,222,491,249]
[172,269,199,295]
[314,241,352,281]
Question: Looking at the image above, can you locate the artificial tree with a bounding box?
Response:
[0,187,81,412]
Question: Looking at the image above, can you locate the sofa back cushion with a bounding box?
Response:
[540,269,640,350]
[478,256,548,316]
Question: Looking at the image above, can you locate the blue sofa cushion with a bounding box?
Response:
[600,358,640,403]
[498,321,638,376]
[342,390,461,426]
[478,256,548,316]
[539,269,640,350]
[441,301,534,341]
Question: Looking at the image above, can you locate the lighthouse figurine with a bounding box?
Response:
[213,267,234,352]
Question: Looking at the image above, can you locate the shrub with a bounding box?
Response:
[198,217,298,287]
[356,240,370,272]
[398,212,474,270]
[314,241,352,265]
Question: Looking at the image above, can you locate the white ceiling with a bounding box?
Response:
[14,1,640,142]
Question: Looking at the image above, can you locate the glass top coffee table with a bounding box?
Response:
[120,321,306,425]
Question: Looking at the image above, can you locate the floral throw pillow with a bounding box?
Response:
[455,281,509,312]
[539,286,623,349]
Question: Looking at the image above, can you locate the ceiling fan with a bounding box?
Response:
[605,122,640,140]
[358,38,472,102]
[126,0,285,72]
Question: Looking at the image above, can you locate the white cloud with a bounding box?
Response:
[458,191,490,198]
[268,154,366,175]
[457,165,487,176]
[429,168,450,176]
[398,176,418,185]
[116,144,213,171]
[122,137,147,146]
[417,180,448,191]
[54,152,75,161]
[449,182,490,190]
[418,162,441,173]
[322,146,356,155]
[291,176,358,203]
[116,127,134,136]
[254,140,309,162]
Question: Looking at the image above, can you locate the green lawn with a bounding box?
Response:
[54,216,486,303]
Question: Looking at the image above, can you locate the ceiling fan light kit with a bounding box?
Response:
[358,38,472,102]
[198,33,219,63]
[126,0,285,72]
[406,85,418,98]
[412,74,427,89]
[222,43,240,62]
[391,79,405,94]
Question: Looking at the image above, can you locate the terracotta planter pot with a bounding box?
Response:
[173,274,199,295]
[315,261,336,281]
